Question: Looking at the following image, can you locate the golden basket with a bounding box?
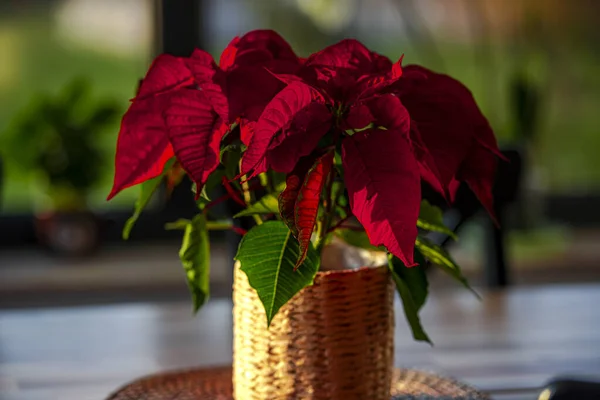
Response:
[233,262,395,400]
[107,367,492,400]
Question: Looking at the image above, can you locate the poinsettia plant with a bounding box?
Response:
[108,30,503,342]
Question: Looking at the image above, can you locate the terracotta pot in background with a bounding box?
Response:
[35,210,101,257]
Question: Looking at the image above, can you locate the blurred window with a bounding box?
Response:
[0,0,153,213]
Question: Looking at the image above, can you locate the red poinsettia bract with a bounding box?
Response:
[109,33,501,269]
[240,40,502,266]
[108,30,301,200]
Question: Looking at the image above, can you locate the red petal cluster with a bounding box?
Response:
[278,152,334,269]
[108,30,301,199]
[109,32,502,267]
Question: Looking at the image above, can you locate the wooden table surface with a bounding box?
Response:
[1,284,599,400]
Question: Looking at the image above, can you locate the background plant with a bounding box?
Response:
[3,78,120,210]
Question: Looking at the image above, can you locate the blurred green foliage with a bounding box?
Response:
[2,78,120,210]
[0,12,142,211]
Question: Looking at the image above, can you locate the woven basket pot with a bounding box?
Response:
[233,261,394,400]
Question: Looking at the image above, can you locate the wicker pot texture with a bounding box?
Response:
[233,262,395,400]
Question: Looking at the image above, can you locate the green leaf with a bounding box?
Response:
[220,143,244,162]
[335,229,384,252]
[221,143,243,181]
[165,218,191,230]
[335,206,348,219]
[179,214,211,312]
[195,168,226,209]
[390,252,429,311]
[123,158,175,240]
[333,180,348,208]
[258,172,269,188]
[333,150,344,182]
[206,221,233,230]
[220,121,238,145]
[235,221,319,326]
[415,236,480,299]
[344,122,375,136]
[271,171,288,191]
[417,200,458,240]
[200,186,210,202]
[234,193,279,218]
[388,254,432,344]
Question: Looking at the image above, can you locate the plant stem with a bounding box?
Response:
[221,177,246,207]
[326,215,351,234]
[316,167,337,254]
[205,181,263,211]
[315,219,323,244]
[267,170,275,193]
[241,176,262,225]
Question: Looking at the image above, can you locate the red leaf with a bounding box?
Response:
[164,89,225,195]
[278,156,315,237]
[108,55,197,199]
[411,126,446,197]
[352,55,404,101]
[294,151,334,269]
[241,81,323,176]
[219,36,240,70]
[398,65,502,217]
[226,66,287,123]
[364,94,410,131]
[398,66,479,190]
[108,96,174,200]
[136,55,194,100]
[267,102,332,173]
[240,120,255,146]
[304,39,382,74]
[186,48,218,83]
[219,30,300,79]
[267,72,304,86]
[456,141,499,225]
[231,30,298,68]
[344,93,411,135]
[343,103,374,131]
[342,128,420,267]
[185,49,229,121]
[219,31,301,123]
[357,94,447,200]
[203,79,229,122]
[300,39,393,100]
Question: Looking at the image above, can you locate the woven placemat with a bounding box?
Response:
[106,367,489,399]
